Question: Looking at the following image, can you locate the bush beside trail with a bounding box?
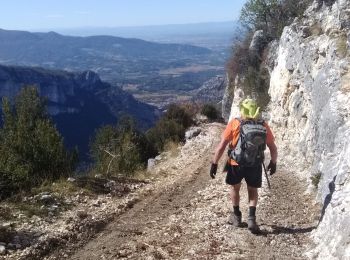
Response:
[0,94,197,199]
[200,104,220,121]
[91,103,195,177]
[90,116,157,177]
[0,87,77,199]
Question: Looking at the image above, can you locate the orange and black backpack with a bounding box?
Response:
[229,119,267,167]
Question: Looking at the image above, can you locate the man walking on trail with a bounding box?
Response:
[210,98,278,233]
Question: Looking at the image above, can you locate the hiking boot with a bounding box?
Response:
[247,216,259,234]
[228,212,242,227]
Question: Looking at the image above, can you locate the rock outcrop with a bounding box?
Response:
[227,0,350,258]
[0,65,104,114]
[221,74,235,121]
[249,30,268,58]
[265,0,349,258]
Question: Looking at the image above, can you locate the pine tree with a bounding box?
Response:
[0,87,77,194]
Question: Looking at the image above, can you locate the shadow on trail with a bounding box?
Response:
[256,225,316,237]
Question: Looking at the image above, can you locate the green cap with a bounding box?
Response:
[239,98,260,119]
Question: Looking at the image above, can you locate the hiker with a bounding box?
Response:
[210,98,277,233]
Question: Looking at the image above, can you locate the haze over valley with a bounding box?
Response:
[0,21,239,108]
[0,21,238,158]
[56,21,240,50]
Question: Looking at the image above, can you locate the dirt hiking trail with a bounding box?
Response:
[48,123,319,260]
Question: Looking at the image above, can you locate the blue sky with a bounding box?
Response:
[0,0,247,30]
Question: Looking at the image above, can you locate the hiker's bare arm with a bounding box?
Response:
[267,141,278,163]
[212,138,230,164]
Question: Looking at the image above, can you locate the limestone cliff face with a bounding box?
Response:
[227,0,350,257]
[0,65,159,159]
[267,0,350,258]
[222,74,246,121]
[0,65,106,115]
[0,65,159,126]
[221,73,233,121]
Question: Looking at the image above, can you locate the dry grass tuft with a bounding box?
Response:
[164,141,181,158]
[336,33,349,58]
[341,70,350,93]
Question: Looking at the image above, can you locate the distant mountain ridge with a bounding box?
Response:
[0,65,159,160]
[0,28,212,83]
[55,21,242,49]
[0,29,210,59]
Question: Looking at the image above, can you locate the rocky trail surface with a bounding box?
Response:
[1,123,320,259]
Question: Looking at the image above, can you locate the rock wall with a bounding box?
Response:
[221,73,233,121]
[222,74,248,122]
[0,65,159,127]
[266,0,350,258]
[226,0,349,257]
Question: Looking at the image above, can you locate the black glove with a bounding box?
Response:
[210,163,218,179]
[267,160,277,175]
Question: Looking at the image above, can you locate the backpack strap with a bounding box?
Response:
[257,119,265,125]
[228,118,242,150]
[239,118,265,126]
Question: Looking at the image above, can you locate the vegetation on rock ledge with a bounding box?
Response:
[227,0,312,109]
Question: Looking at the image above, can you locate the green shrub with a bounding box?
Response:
[201,104,219,121]
[240,0,312,39]
[177,101,202,119]
[146,104,194,152]
[311,172,322,188]
[0,87,77,197]
[164,104,193,129]
[227,0,314,109]
[91,104,194,177]
[90,116,156,176]
[226,33,253,83]
[226,0,312,111]
[226,38,271,111]
[146,118,186,152]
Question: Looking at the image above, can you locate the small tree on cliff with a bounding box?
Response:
[240,0,312,38]
[226,0,313,111]
[0,87,77,193]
